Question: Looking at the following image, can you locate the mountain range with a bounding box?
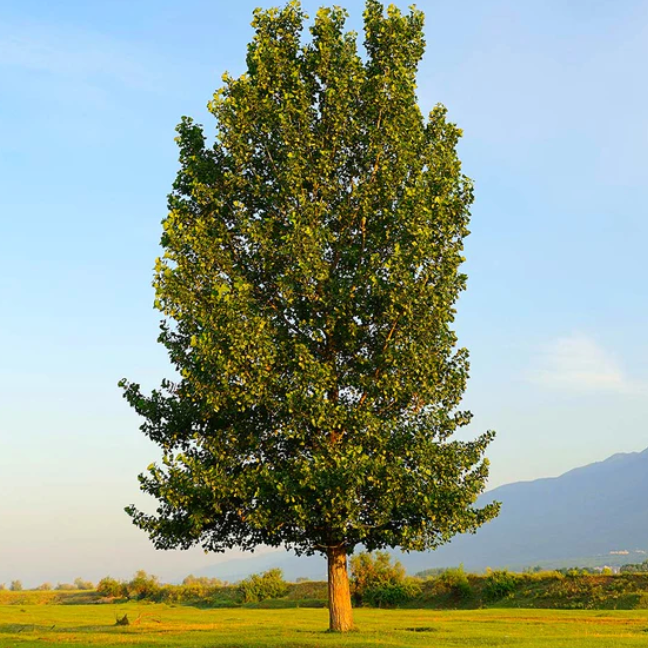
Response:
[193,447,648,581]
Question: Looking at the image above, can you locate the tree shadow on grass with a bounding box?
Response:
[0,624,58,634]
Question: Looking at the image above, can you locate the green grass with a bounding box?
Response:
[2,604,648,647]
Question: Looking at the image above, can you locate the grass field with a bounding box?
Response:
[2,604,648,647]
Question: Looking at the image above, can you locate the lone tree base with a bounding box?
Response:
[327,547,355,632]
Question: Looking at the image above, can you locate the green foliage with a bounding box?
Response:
[413,570,648,610]
[74,577,94,590]
[483,570,518,601]
[120,0,497,609]
[155,576,226,604]
[437,565,472,600]
[34,583,52,591]
[365,581,422,608]
[350,551,421,607]
[55,583,77,591]
[519,570,564,583]
[96,577,125,598]
[238,569,289,603]
[351,552,403,599]
[10,580,22,592]
[126,571,160,600]
[287,580,328,605]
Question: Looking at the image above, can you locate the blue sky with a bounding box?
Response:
[1,0,647,586]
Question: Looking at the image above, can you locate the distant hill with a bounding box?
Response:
[194,448,648,581]
[408,446,648,572]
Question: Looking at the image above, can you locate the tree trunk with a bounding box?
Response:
[327,546,354,632]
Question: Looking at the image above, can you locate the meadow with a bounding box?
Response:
[2,604,648,647]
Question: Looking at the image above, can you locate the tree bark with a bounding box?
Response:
[327,546,354,632]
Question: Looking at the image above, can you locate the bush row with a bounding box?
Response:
[96,569,301,606]
[6,556,648,611]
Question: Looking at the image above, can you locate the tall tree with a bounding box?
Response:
[121,0,499,632]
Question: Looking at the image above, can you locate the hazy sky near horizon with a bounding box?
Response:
[1,0,647,587]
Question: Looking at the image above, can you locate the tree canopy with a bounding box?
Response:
[121,0,499,631]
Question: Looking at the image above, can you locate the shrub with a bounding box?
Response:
[238,569,288,603]
[125,570,160,600]
[437,565,472,600]
[55,583,77,591]
[97,577,125,598]
[180,574,222,596]
[350,551,403,601]
[365,581,421,607]
[74,577,94,590]
[209,585,242,607]
[10,580,22,592]
[155,581,225,604]
[484,569,518,601]
[34,583,52,591]
[287,580,328,603]
[350,551,420,607]
[520,570,564,583]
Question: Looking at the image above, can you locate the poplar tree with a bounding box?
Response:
[121,0,499,632]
